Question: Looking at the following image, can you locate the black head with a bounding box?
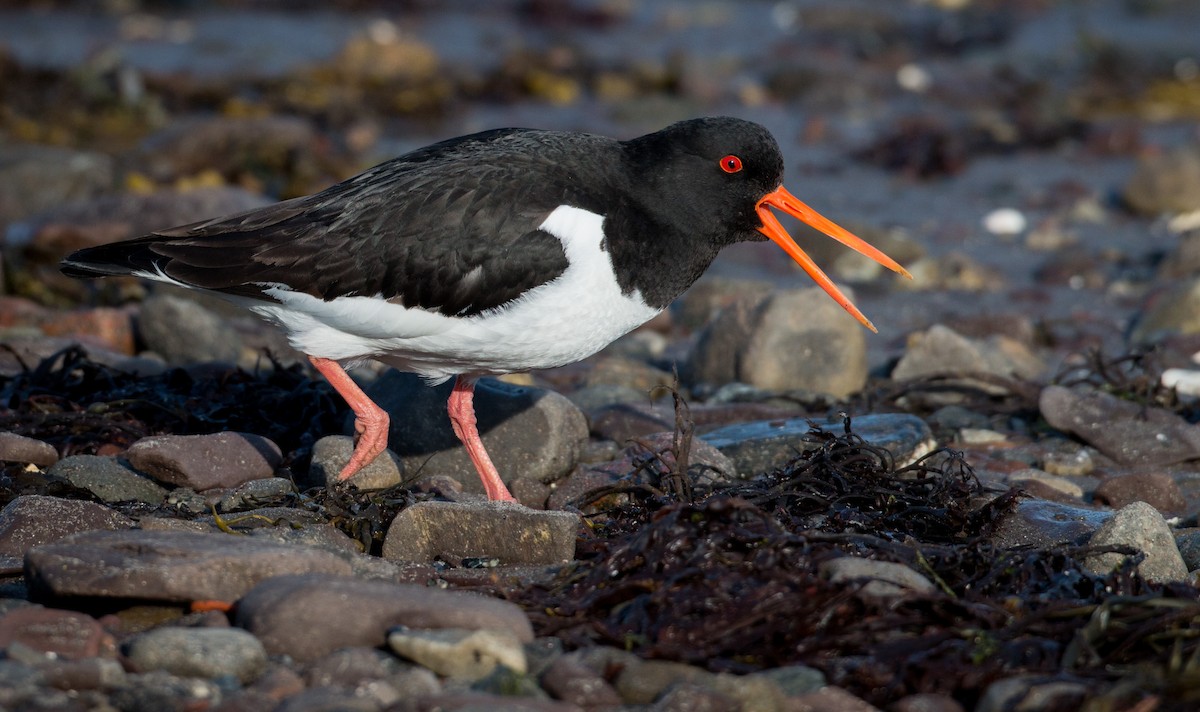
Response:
[622,116,785,247]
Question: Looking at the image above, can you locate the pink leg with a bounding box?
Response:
[309,356,390,481]
[447,377,516,502]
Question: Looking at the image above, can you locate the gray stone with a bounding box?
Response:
[540,655,622,708]
[108,670,222,712]
[819,557,935,600]
[753,664,826,696]
[125,431,282,490]
[1084,501,1188,583]
[1039,385,1200,467]
[892,324,1044,383]
[687,287,868,398]
[367,373,588,493]
[1123,144,1200,215]
[0,495,133,572]
[0,432,58,467]
[1132,277,1200,344]
[387,627,526,681]
[310,435,405,491]
[382,500,578,565]
[125,627,267,684]
[25,529,352,603]
[0,607,112,660]
[976,674,1088,712]
[701,413,935,478]
[47,455,168,505]
[1176,528,1200,571]
[138,292,244,365]
[235,574,533,663]
[990,499,1110,550]
[216,477,295,512]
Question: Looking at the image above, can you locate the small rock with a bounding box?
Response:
[671,277,773,330]
[754,664,825,696]
[1123,144,1200,215]
[25,530,352,603]
[0,608,114,660]
[367,373,588,493]
[1084,501,1188,583]
[235,574,533,663]
[387,627,526,681]
[0,495,134,571]
[125,627,267,684]
[892,693,965,712]
[382,501,578,565]
[309,435,404,491]
[38,657,126,691]
[0,432,58,467]
[791,685,883,712]
[892,324,1044,383]
[976,674,1088,712]
[990,499,1110,550]
[893,252,1005,292]
[701,414,935,478]
[1039,385,1200,467]
[216,477,295,512]
[1132,276,1200,344]
[819,557,935,600]
[125,431,282,490]
[1093,472,1186,514]
[108,670,222,712]
[1009,470,1085,501]
[138,292,243,365]
[1176,529,1200,571]
[1041,447,1095,477]
[613,657,713,705]
[982,207,1027,236]
[653,683,738,711]
[540,655,623,708]
[566,383,651,415]
[0,144,114,223]
[46,455,168,505]
[583,355,675,392]
[957,428,1008,444]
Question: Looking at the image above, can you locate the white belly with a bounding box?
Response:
[247,205,661,382]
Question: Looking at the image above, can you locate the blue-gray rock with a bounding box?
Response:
[990,499,1110,550]
[47,455,167,505]
[125,627,267,684]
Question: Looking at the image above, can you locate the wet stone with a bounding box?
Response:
[125,627,267,684]
[687,287,868,398]
[701,414,935,478]
[367,372,589,493]
[234,574,533,663]
[387,627,526,681]
[216,477,295,512]
[24,529,352,603]
[0,432,58,467]
[382,500,579,565]
[1093,472,1186,514]
[1039,385,1200,468]
[46,455,168,505]
[990,499,1110,550]
[0,607,113,660]
[0,495,134,571]
[1084,501,1188,583]
[124,431,282,491]
[309,435,404,491]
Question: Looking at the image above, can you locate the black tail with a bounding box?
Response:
[59,237,168,280]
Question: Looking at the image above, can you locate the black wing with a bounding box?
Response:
[62,128,618,317]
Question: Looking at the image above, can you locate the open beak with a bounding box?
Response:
[756,185,912,333]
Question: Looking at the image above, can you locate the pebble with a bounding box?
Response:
[46,455,168,505]
[791,686,883,712]
[138,291,244,365]
[387,627,526,681]
[1162,367,1200,397]
[124,431,282,490]
[309,435,405,491]
[539,655,623,708]
[819,557,935,601]
[24,529,352,603]
[701,413,935,478]
[892,252,1006,292]
[0,432,58,467]
[382,500,578,565]
[1039,385,1200,467]
[976,675,1088,712]
[216,477,296,512]
[687,287,868,398]
[0,495,134,572]
[1008,470,1085,501]
[1122,144,1200,215]
[1084,501,1188,583]
[125,627,268,684]
[234,574,533,663]
[1175,529,1200,571]
[671,277,772,330]
[1041,447,1095,477]
[981,207,1027,236]
[1131,276,1200,344]
[990,499,1110,550]
[892,324,1045,384]
[1093,472,1187,514]
[366,372,588,494]
[0,607,114,660]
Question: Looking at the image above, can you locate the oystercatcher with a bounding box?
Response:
[61,117,910,502]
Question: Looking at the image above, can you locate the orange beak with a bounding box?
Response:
[756,185,912,333]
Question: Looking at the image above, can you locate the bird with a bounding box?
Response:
[61,117,911,503]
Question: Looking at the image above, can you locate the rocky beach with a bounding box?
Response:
[3,0,1200,710]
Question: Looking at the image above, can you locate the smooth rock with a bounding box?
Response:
[25,529,352,603]
[382,501,578,565]
[1008,470,1085,502]
[125,627,267,684]
[583,355,675,392]
[1123,144,1200,215]
[310,435,405,491]
[892,693,965,712]
[687,287,868,398]
[108,670,222,712]
[976,674,1088,712]
[893,252,1006,292]
[540,655,623,708]
[0,495,133,572]
[46,455,168,505]
[1084,501,1188,583]
[367,373,588,493]
[387,627,526,681]
[37,657,126,691]
[1039,385,1200,467]
[755,664,826,696]
[1041,447,1095,477]
[892,324,1044,382]
[216,477,295,512]
[701,414,935,478]
[0,432,58,467]
[138,292,243,365]
[0,607,114,660]
[1093,472,1186,514]
[125,431,282,490]
[990,499,1110,550]
[819,557,935,600]
[235,574,533,663]
[671,276,773,331]
[791,685,883,712]
[1132,276,1200,343]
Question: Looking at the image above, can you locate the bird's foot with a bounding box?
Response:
[337,407,390,481]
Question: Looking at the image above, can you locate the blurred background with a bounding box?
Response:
[1,0,1199,377]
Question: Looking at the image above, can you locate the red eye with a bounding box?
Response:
[720,155,743,173]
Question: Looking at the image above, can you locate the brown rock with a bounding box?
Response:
[1093,472,1187,515]
[0,495,133,572]
[0,432,59,467]
[1039,385,1200,467]
[235,574,533,663]
[124,432,282,490]
[0,607,115,660]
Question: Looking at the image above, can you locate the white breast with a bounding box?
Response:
[246,205,661,382]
